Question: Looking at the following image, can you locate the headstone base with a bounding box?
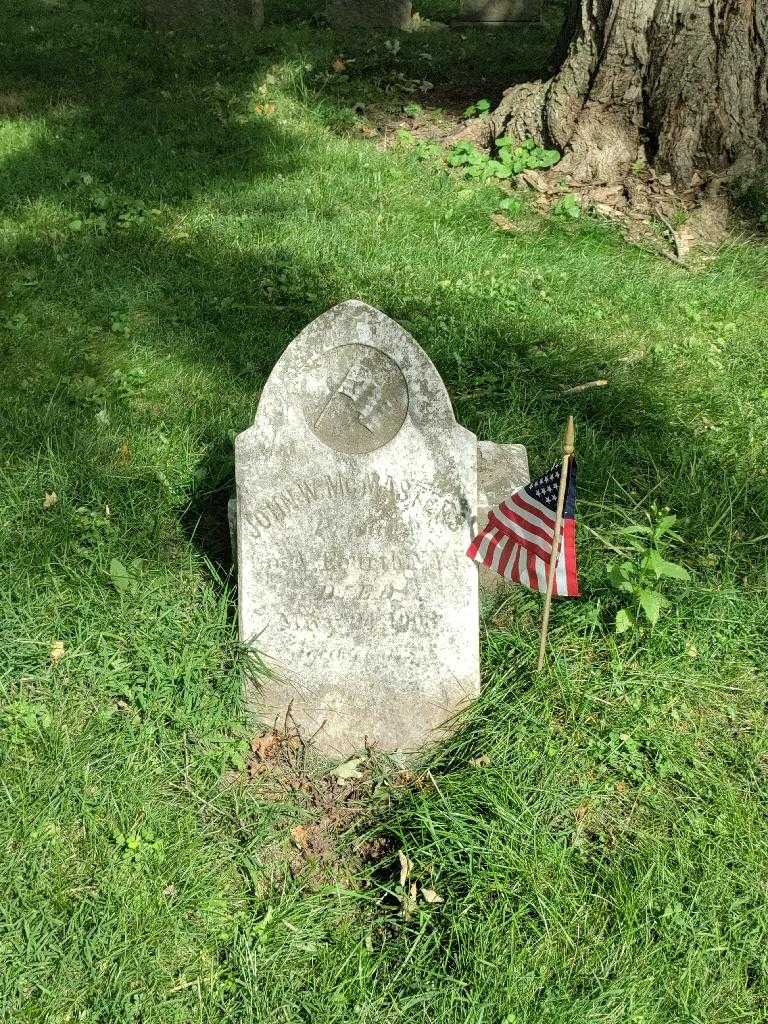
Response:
[143,0,264,29]
[325,0,413,30]
[456,0,543,23]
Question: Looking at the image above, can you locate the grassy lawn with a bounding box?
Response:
[2,2,768,1021]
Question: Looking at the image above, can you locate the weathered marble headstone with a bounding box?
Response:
[143,0,263,29]
[325,0,413,30]
[235,301,479,755]
[457,0,543,23]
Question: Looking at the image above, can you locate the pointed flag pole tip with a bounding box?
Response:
[536,416,576,671]
[564,415,575,456]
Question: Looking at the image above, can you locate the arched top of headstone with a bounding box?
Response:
[249,300,462,457]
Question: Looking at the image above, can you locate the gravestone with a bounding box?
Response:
[235,301,479,755]
[143,0,263,29]
[457,0,543,23]
[325,0,413,30]
[477,440,530,596]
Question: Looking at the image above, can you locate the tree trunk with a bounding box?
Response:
[491,0,768,185]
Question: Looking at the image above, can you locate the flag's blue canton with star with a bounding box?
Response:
[467,461,579,597]
[529,463,577,517]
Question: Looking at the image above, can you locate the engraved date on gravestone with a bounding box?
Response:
[302,344,409,455]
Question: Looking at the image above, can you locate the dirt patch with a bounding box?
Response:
[507,164,740,263]
[0,92,30,118]
[239,717,425,887]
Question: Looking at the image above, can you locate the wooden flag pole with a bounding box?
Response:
[537,416,575,671]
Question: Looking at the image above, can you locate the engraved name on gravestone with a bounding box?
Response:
[235,301,479,755]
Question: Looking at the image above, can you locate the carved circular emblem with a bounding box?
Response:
[302,344,409,455]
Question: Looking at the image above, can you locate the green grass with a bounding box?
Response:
[2,2,768,1021]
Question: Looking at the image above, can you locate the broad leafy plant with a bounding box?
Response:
[607,507,691,633]
[447,137,560,182]
[463,98,491,118]
[553,193,582,219]
[495,136,560,174]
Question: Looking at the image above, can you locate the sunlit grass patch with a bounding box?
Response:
[1,0,767,1021]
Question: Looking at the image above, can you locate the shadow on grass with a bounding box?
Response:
[2,0,766,580]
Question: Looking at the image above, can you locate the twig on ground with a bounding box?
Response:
[626,238,692,269]
[656,210,681,256]
[427,770,449,808]
[560,379,608,396]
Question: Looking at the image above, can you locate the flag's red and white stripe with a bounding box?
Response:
[467,474,579,597]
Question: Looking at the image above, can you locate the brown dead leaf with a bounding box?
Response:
[573,802,591,822]
[250,731,279,761]
[519,169,554,193]
[118,443,132,463]
[398,849,413,887]
[470,754,491,767]
[291,825,310,851]
[42,492,57,510]
[399,880,419,920]
[49,640,65,665]
[490,213,517,232]
[593,202,623,220]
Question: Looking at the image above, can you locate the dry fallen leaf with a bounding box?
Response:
[49,640,65,664]
[398,849,413,887]
[421,888,444,904]
[250,731,279,761]
[42,492,57,510]
[291,825,310,851]
[490,213,517,232]
[470,754,491,767]
[333,757,363,781]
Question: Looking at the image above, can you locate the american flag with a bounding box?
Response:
[468,461,579,597]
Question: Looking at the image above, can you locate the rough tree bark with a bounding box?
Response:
[487,0,768,185]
